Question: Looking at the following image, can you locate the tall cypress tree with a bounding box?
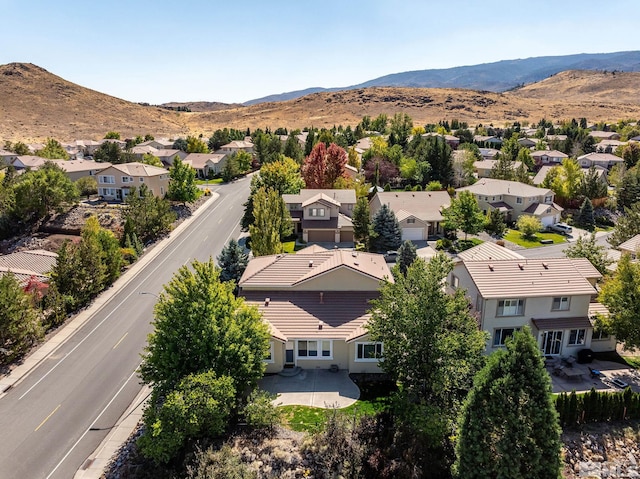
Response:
[455,328,561,479]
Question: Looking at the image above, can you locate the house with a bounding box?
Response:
[218,140,254,155]
[49,159,111,182]
[239,246,392,373]
[474,135,503,147]
[590,131,621,141]
[618,234,640,259]
[456,178,562,226]
[531,150,568,168]
[448,256,616,355]
[517,138,537,148]
[138,139,175,150]
[129,144,160,160]
[545,134,568,143]
[595,140,626,153]
[156,149,188,168]
[0,149,18,166]
[183,153,228,178]
[473,159,523,178]
[97,162,169,201]
[577,152,624,169]
[369,191,451,240]
[0,249,58,286]
[10,155,48,170]
[282,189,356,243]
[478,147,500,160]
[422,132,460,149]
[532,165,554,186]
[74,140,103,156]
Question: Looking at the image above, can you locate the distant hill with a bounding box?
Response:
[243,51,640,105]
[159,101,244,112]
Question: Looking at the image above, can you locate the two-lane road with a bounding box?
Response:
[0,178,251,478]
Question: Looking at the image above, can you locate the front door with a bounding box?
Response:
[542,330,563,355]
[285,341,295,366]
[116,189,123,201]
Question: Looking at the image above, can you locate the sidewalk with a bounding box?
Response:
[0,191,220,477]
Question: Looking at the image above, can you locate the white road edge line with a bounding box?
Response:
[18,195,230,400]
[45,365,141,479]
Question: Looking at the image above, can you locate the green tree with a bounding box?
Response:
[168,157,198,204]
[35,138,69,159]
[304,129,317,156]
[140,258,270,392]
[484,208,507,237]
[389,112,413,149]
[599,254,640,349]
[186,136,209,153]
[617,166,640,209]
[75,176,97,199]
[565,233,612,276]
[548,159,583,205]
[217,238,248,285]
[370,203,402,252]
[352,197,371,248]
[172,138,187,151]
[368,254,486,417]
[442,190,485,240]
[283,133,303,163]
[249,187,292,256]
[221,154,241,182]
[579,166,608,200]
[575,197,595,229]
[621,142,640,168]
[499,133,522,162]
[11,161,78,223]
[104,131,121,139]
[6,141,30,155]
[455,328,561,479]
[0,273,43,365]
[208,128,231,151]
[123,185,176,243]
[396,239,417,275]
[489,153,516,180]
[516,147,534,170]
[141,152,163,167]
[94,141,124,163]
[609,202,640,247]
[516,215,542,240]
[138,372,236,464]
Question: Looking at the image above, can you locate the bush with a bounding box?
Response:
[244,389,282,430]
[404,184,412,191]
[435,238,452,251]
[555,388,640,427]
[187,444,256,479]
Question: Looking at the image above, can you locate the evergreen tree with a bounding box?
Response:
[217,238,249,285]
[123,185,176,243]
[370,204,402,252]
[352,196,371,248]
[579,166,608,199]
[283,133,303,163]
[35,138,69,159]
[489,153,516,180]
[484,208,507,237]
[304,129,316,156]
[617,166,640,209]
[396,240,417,275]
[455,328,561,479]
[575,197,595,229]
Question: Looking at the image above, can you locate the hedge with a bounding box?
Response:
[555,388,640,427]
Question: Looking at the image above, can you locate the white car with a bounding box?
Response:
[548,223,572,235]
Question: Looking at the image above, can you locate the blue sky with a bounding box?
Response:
[1,0,638,104]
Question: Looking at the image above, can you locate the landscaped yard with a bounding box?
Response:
[504,229,567,248]
[195,178,223,185]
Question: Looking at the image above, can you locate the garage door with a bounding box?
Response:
[401,228,424,241]
[308,230,335,242]
[340,230,354,242]
[540,216,554,227]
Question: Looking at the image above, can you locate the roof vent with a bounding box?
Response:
[542,262,549,269]
[318,321,323,330]
[309,260,313,267]
[264,297,270,306]
[319,292,324,304]
[354,261,359,266]
[488,264,494,271]
[518,263,524,270]
[352,251,358,257]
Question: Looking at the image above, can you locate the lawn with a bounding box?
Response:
[282,240,307,253]
[195,178,223,185]
[504,229,567,248]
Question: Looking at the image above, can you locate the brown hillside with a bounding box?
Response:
[159,101,244,112]
[2,63,640,142]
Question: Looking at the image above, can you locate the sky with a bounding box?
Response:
[1,0,639,105]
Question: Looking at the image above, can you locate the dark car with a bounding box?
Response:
[383,251,398,262]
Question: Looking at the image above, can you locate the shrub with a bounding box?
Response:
[244,389,282,430]
[435,238,452,251]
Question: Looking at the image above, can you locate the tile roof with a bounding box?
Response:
[184,153,226,169]
[569,257,602,280]
[457,178,552,197]
[474,159,523,170]
[462,258,597,299]
[618,234,640,253]
[221,140,253,149]
[588,301,610,319]
[0,249,58,285]
[242,290,377,341]
[371,191,451,222]
[301,193,341,208]
[577,152,623,163]
[110,162,167,177]
[457,242,524,262]
[531,150,568,158]
[283,189,356,206]
[522,202,561,215]
[239,250,391,289]
[532,317,592,330]
[532,165,554,185]
[50,159,111,173]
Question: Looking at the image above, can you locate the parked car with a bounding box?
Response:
[547,223,572,235]
[383,251,398,262]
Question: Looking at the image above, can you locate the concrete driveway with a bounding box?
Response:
[259,369,360,408]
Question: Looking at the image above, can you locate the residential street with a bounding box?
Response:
[515,231,612,259]
[0,178,251,479]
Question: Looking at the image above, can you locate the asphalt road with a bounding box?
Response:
[0,178,251,479]
[516,231,612,259]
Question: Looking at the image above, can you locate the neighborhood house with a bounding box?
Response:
[97,162,169,201]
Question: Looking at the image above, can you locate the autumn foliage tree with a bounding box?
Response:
[301,142,348,188]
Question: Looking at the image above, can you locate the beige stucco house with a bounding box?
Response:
[183,153,228,178]
[473,159,523,179]
[618,234,640,259]
[97,162,169,201]
[448,254,616,356]
[218,140,254,155]
[282,189,356,243]
[531,150,568,168]
[50,159,111,182]
[239,246,392,374]
[369,191,451,241]
[456,178,562,227]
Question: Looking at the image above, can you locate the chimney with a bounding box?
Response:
[264,297,270,306]
[319,292,324,304]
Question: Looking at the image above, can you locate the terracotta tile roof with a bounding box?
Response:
[463,258,596,299]
[457,178,552,198]
[457,242,524,262]
[239,250,391,289]
[242,290,377,341]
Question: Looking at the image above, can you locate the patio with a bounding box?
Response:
[548,358,640,393]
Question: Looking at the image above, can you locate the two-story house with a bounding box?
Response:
[456,178,562,227]
[531,150,568,169]
[369,191,451,240]
[48,159,111,182]
[218,140,254,156]
[448,254,616,355]
[282,189,356,243]
[183,153,228,178]
[239,246,392,374]
[97,162,169,201]
[577,152,624,169]
[473,159,523,179]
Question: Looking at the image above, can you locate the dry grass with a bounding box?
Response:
[3,63,640,143]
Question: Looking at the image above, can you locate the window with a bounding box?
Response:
[309,208,325,217]
[100,188,116,197]
[99,175,115,184]
[552,297,570,311]
[264,342,274,363]
[139,177,144,182]
[497,299,524,316]
[160,187,164,195]
[297,340,332,359]
[592,329,610,341]
[545,195,553,203]
[348,204,353,210]
[451,274,459,288]
[568,329,586,346]
[407,218,416,224]
[493,328,520,347]
[121,176,133,183]
[516,197,523,204]
[356,342,383,361]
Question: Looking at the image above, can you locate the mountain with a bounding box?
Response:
[243,51,640,105]
[159,101,244,112]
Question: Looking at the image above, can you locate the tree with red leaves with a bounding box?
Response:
[301,142,348,188]
[364,158,400,187]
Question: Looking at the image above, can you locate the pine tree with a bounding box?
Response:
[396,240,417,275]
[575,197,595,229]
[370,204,402,252]
[484,208,507,237]
[352,197,371,248]
[455,328,562,479]
[217,238,249,285]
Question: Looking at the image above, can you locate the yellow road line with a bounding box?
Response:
[112,332,128,350]
[35,404,61,431]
